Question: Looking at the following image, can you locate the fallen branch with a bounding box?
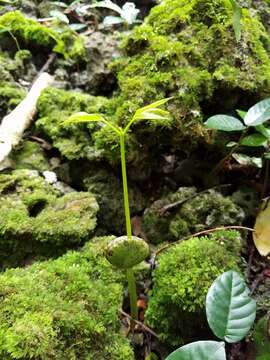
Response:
[0,72,53,166]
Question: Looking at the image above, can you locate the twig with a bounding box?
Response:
[119,309,159,339]
[154,225,255,259]
[35,53,56,81]
[250,271,265,295]
[246,246,255,280]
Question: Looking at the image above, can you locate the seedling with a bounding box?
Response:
[205,98,270,169]
[64,98,172,323]
[166,270,256,359]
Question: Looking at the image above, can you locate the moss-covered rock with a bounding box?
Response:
[146,230,242,346]
[0,170,98,268]
[0,237,134,359]
[94,0,270,168]
[36,87,110,161]
[143,187,245,244]
[10,141,50,172]
[75,163,146,235]
[0,11,85,60]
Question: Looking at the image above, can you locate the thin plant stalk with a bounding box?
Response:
[119,133,138,321]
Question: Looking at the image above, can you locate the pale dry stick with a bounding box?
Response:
[0,72,53,167]
[154,225,255,259]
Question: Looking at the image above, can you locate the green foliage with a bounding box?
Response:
[143,187,245,244]
[165,270,255,359]
[0,237,134,359]
[0,170,99,268]
[166,341,226,360]
[206,270,256,342]
[0,11,85,60]
[146,233,241,345]
[205,98,270,167]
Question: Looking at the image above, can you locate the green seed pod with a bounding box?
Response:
[105,236,149,269]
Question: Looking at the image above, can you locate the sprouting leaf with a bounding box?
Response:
[255,125,270,139]
[121,2,140,24]
[165,341,226,360]
[226,141,238,147]
[103,15,124,26]
[236,109,246,120]
[69,23,87,31]
[253,200,270,256]
[244,98,270,126]
[230,0,242,41]
[240,133,268,147]
[205,115,246,131]
[206,270,256,343]
[232,153,262,168]
[50,9,69,23]
[89,0,123,16]
[63,112,106,125]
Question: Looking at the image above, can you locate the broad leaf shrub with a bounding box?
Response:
[146,230,242,345]
[0,237,134,359]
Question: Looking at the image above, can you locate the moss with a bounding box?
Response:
[0,11,85,60]
[0,170,99,268]
[94,0,270,168]
[36,87,110,161]
[146,232,241,346]
[10,141,50,172]
[254,315,270,360]
[0,237,134,359]
[0,81,26,116]
[143,187,245,244]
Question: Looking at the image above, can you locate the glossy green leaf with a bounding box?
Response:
[205,115,246,131]
[244,98,270,126]
[165,341,226,360]
[206,270,256,343]
[63,112,105,125]
[240,133,268,147]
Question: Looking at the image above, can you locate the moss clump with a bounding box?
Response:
[0,237,134,359]
[36,87,110,160]
[143,187,245,244]
[0,11,85,60]
[10,141,50,172]
[253,315,270,360]
[94,0,270,168]
[146,231,241,346]
[0,170,98,268]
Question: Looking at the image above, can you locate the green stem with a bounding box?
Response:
[119,133,138,322]
[120,134,132,238]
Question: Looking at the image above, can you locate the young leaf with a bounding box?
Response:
[63,112,106,125]
[240,133,268,147]
[236,109,246,120]
[50,9,69,23]
[103,15,124,26]
[230,0,242,41]
[206,270,256,343]
[89,0,123,16]
[165,341,226,360]
[253,200,270,256]
[244,98,270,126]
[205,115,246,131]
[232,153,262,168]
[255,125,270,139]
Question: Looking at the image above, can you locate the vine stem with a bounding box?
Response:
[119,133,138,322]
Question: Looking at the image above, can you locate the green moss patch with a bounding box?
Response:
[0,237,134,359]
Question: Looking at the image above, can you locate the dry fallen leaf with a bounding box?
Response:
[253,200,270,256]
